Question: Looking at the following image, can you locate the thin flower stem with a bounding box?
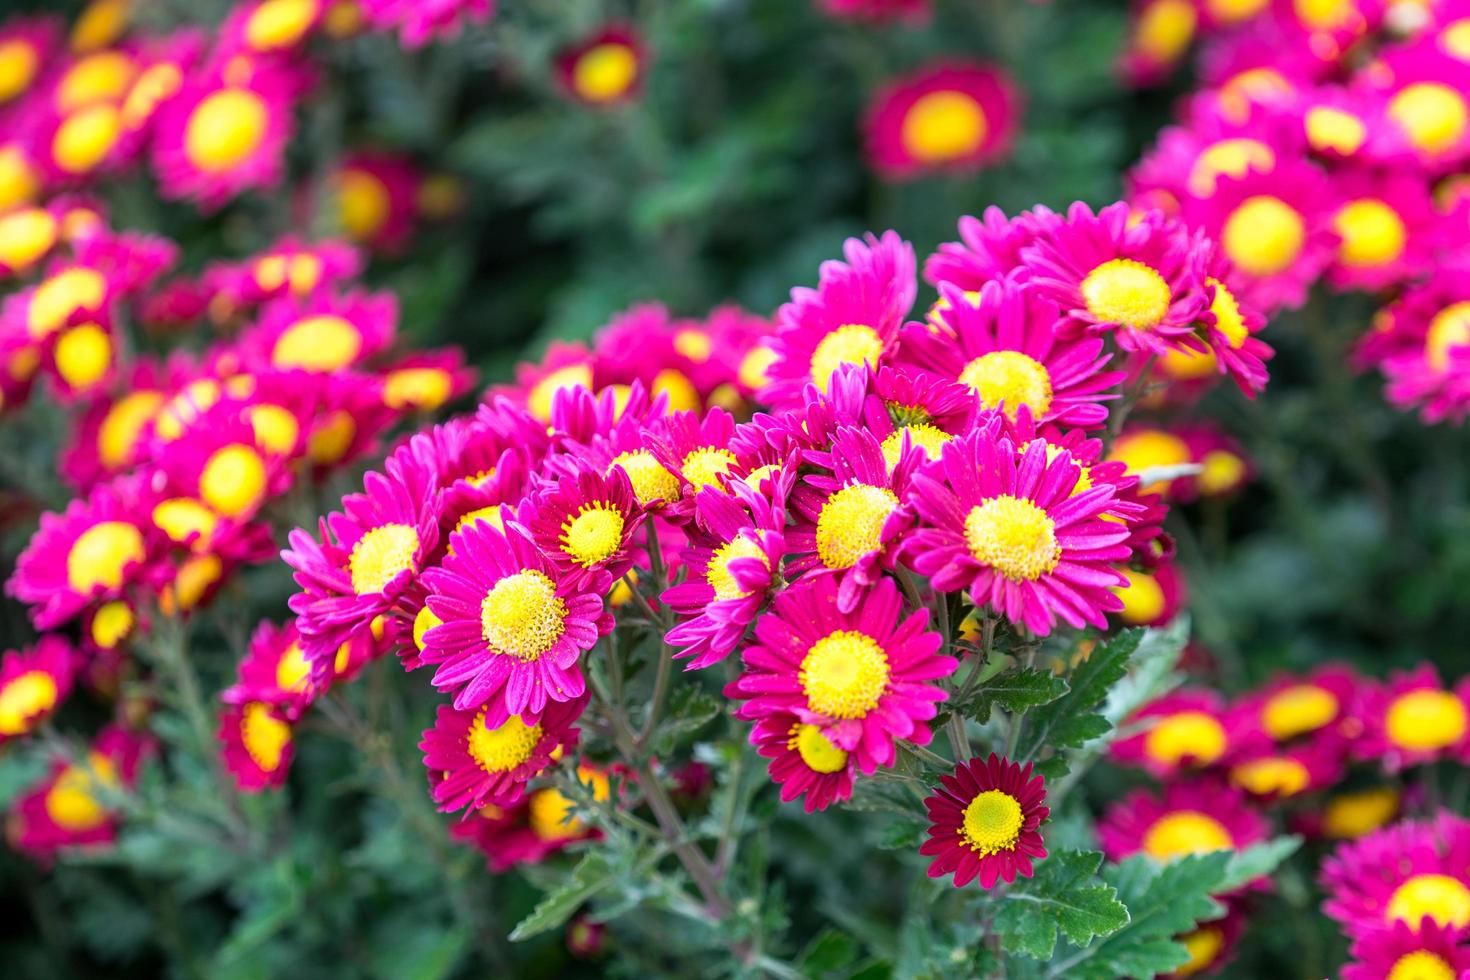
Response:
[636,639,673,750]
[1106,354,1157,447]
[901,740,950,769]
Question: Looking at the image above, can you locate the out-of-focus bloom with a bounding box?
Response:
[0,637,76,743]
[1121,0,1200,87]
[11,726,151,860]
[449,767,610,871]
[1111,689,1233,777]
[219,701,294,791]
[554,24,645,107]
[750,711,855,812]
[920,754,1049,888]
[359,0,493,48]
[1318,785,1401,839]
[1354,665,1470,770]
[863,61,1018,180]
[1321,811,1470,936]
[1098,779,1269,872]
[1340,918,1470,980]
[330,152,420,252]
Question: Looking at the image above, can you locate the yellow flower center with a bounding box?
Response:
[816,483,900,569]
[184,88,269,172]
[1188,138,1274,196]
[1261,684,1337,740]
[383,367,453,410]
[680,446,737,490]
[248,404,300,455]
[308,410,356,464]
[526,363,593,422]
[271,314,362,371]
[959,350,1054,419]
[241,702,290,771]
[1174,926,1226,977]
[121,63,183,130]
[559,502,625,568]
[573,43,639,103]
[1161,345,1218,379]
[53,104,122,174]
[800,630,890,719]
[738,345,778,391]
[707,535,769,601]
[1109,429,1191,489]
[0,671,59,735]
[45,753,118,832]
[0,207,57,270]
[90,600,134,649]
[1387,874,1470,930]
[29,267,107,340]
[1335,199,1406,267]
[528,767,610,840]
[274,642,311,693]
[609,451,679,508]
[57,51,135,113]
[652,368,700,413]
[1444,18,1470,61]
[1322,787,1399,838]
[1114,568,1167,625]
[1142,811,1234,861]
[413,604,441,651]
[1136,0,1197,60]
[1231,757,1310,797]
[964,495,1060,582]
[53,323,112,390]
[338,168,390,243]
[160,553,223,614]
[71,0,130,52]
[1207,276,1248,349]
[1424,302,1470,372]
[1197,450,1246,495]
[1305,106,1367,155]
[467,709,543,773]
[154,380,221,442]
[255,253,323,293]
[901,90,989,164]
[789,723,848,774]
[152,497,219,549]
[1386,689,1467,751]
[66,520,144,594]
[480,571,566,662]
[1080,258,1172,330]
[1387,951,1457,980]
[347,523,420,595]
[1144,710,1227,767]
[0,39,39,102]
[810,324,884,393]
[1389,83,1469,154]
[1222,196,1305,276]
[879,424,952,471]
[0,144,40,210]
[674,329,711,362]
[246,0,318,50]
[199,443,268,517]
[961,789,1024,856]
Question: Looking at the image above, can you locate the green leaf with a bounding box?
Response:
[1216,836,1302,895]
[964,667,1069,724]
[508,851,619,942]
[1102,617,1191,731]
[650,685,723,756]
[798,928,862,978]
[874,815,928,851]
[990,850,1129,960]
[1017,630,1141,758]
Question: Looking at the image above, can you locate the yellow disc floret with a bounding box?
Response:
[199,443,268,517]
[681,446,737,490]
[815,483,900,569]
[1387,951,1456,980]
[481,571,566,661]
[879,424,952,471]
[1387,874,1470,930]
[0,672,59,735]
[1335,199,1407,267]
[901,90,988,164]
[790,723,848,774]
[1385,688,1467,752]
[1142,811,1234,861]
[1389,83,1469,154]
[241,702,291,771]
[810,324,884,392]
[707,535,770,601]
[964,495,1060,582]
[184,88,269,172]
[800,630,890,719]
[559,502,625,568]
[1144,710,1227,767]
[572,43,639,103]
[66,520,144,593]
[347,523,420,595]
[1222,196,1305,276]
[959,351,1054,419]
[466,710,543,773]
[45,753,118,832]
[1080,258,1172,330]
[271,314,362,371]
[1261,684,1338,740]
[961,789,1024,856]
[610,450,681,507]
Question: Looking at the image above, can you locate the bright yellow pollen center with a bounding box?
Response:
[1306,106,1367,154]
[1145,710,1227,767]
[707,535,769,601]
[1231,757,1311,796]
[1080,258,1172,330]
[1262,684,1337,740]
[90,600,134,648]
[1189,138,1274,196]
[902,90,988,164]
[481,571,566,662]
[1424,302,1470,372]
[1389,83,1469,154]
[810,324,883,392]
[961,789,1024,856]
[611,451,681,507]
[0,39,38,102]
[246,0,318,50]
[559,502,625,568]
[248,404,300,455]
[30,267,106,340]
[681,447,737,490]
[413,604,441,651]
[0,144,39,210]
[348,523,420,595]
[1207,277,1248,349]
[528,767,610,840]
[1386,689,1467,751]
[0,207,57,270]
[272,315,362,371]
[121,63,183,129]
[527,363,593,422]
[652,368,700,413]
[816,483,900,569]
[199,444,268,517]
[674,329,712,362]
[308,410,356,464]
[454,507,505,541]
[1336,199,1406,267]
[1387,874,1470,930]
[880,424,952,471]
[1388,951,1457,980]
[184,88,269,171]
[54,104,122,174]
[45,753,118,832]
[71,0,130,53]
[154,380,221,442]
[384,368,453,410]
[99,390,162,457]
[338,168,390,242]
[152,497,219,549]
[739,345,778,391]
[54,323,112,390]
[1197,450,1246,495]
[57,52,134,113]
[274,643,311,693]
[1110,429,1191,489]
[0,672,59,735]
[964,495,1060,582]
[1222,196,1306,276]
[800,630,890,720]
[1115,568,1167,625]
[959,350,1054,419]
[1323,787,1399,838]
[160,553,223,614]
[1175,926,1226,977]
[573,43,639,102]
[1444,19,1470,61]
[1143,811,1234,861]
[790,723,848,773]
[241,702,290,771]
[467,710,543,774]
[66,521,144,594]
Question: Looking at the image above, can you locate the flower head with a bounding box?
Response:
[554,23,646,107]
[863,61,1018,179]
[420,694,586,813]
[0,637,76,743]
[920,754,1049,888]
[1355,665,1470,770]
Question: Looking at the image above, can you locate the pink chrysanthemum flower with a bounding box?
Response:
[924,206,1060,295]
[1111,689,1233,777]
[1325,170,1442,292]
[1226,740,1345,802]
[1023,202,1211,355]
[218,701,295,792]
[517,463,645,593]
[330,151,421,252]
[1299,84,1410,165]
[0,636,76,743]
[1120,0,1200,88]
[920,754,1049,889]
[1233,663,1363,747]
[1112,557,1188,627]
[764,231,916,407]
[1354,664,1470,770]
[449,766,611,871]
[1099,779,1270,874]
[725,575,956,773]
[1373,46,1470,170]
[1321,811,1470,937]
[284,449,442,661]
[8,473,159,629]
[1375,261,1470,422]
[750,711,856,813]
[863,61,1018,180]
[907,432,1131,635]
[1186,248,1274,396]
[151,60,298,210]
[421,521,610,722]
[419,694,586,814]
[203,236,362,313]
[554,23,646,107]
[11,725,151,860]
[234,288,397,375]
[379,349,477,414]
[641,406,741,518]
[664,480,789,670]
[832,365,977,473]
[157,406,292,523]
[1129,99,1302,207]
[1341,918,1470,980]
[218,0,324,57]
[899,278,1125,428]
[221,619,365,719]
[0,17,60,108]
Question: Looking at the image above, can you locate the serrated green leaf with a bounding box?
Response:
[965,667,1069,724]
[991,850,1129,960]
[875,815,928,851]
[1018,630,1141,758]
[508,851,618,942]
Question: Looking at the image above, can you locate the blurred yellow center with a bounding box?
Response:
[652,368,700,413]
[961,789,1023,855]
[1231,757,1310,796]
[960,350,1054,419]
[152,497,219,549]
[275,643,311,692]
[0,144,39,209]
[247,0,318,50]
[681,447,737,489]
[481,571,566,661]
[1424,302,1470,372]
[121,63,183,129]
[1115,568,1166,624]
[55,323,112,390]
[1444,19,1470,60]
[272,315,361,371]
[384,367,453,410]
[348,523,419,595]
[467,710,542,773]
[91,600,134,649]
[413,604,441,651]
[1387,874,1470,929]
[185,89,268,171]
[800,630,889,719]
[241,702,290,771]
[1336,199,1406,267]
[1145,710,1226,767]
[248,404,300,454]
[1222,196,1305,275]
[1387,951,1456,980]
[45,754,118,832]
[0,40,38,102]
[739,345,778,391]
[1081,259,1171,330]
[71,0,130,52]
[200,444,267,517]
[308,410,356,463]
[559,502,624,567]
[0,207,57,270]
[527,363,593,421]
[902,90,988,164]
[57,51,135,112]
[1191,139,1274,197]
[1386,689,1467,751]
[816,483,899,569]
[30,268,106,340]
[1389,83,1468,153]
[810,324,883,391]
[66,521,144,593]
[1110,429,1190,489]
[1175,926,1226,977]
[1262,684,1337,740]
[54,104,122,174]
[0,672,58,735]
[1143,811,1233,861]
[965,495,1060,581]
[161,553,223,613]
[338,168,389,242]
[1305,106,1366,155]
[1323,787,1399,838]
[790,723,848,773]
[611,450,680,507]
[707,535,769,601]
[573,43,639,102]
